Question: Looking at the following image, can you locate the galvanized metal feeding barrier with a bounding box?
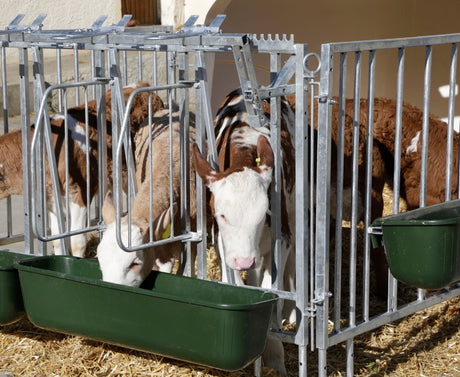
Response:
[0,13,460,377]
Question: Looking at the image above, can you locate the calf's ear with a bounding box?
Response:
[102,191,116,225]
[192,143,217,186]
[151,205,176,240]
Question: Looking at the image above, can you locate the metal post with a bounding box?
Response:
[294,43,310,377]
[18,47,33,254]
[316,43,334,377]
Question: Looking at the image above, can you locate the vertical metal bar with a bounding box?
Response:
[333,52,346,332]
[34,46,66,255]
[270,52,283,292]
[389,47,406,312]
[195,50,219,170]
[73,44,80,105]
[195,79,207,280]
[138,50,143,81]
[56,49,63,112]
[178,51,192,277]
[418,45,433,302]
[153,50,158,87]
[316,43,334,377]
[122,50,128,86]
[446,43,458,201]
[168,92,175,239]
[309,78,316,351]
[19,47,34,254]
[83,88,90,228]
[347,50,362,377]
[94,50,107,225]
[363,50,376,321]
[32,47,47,255]
[1,46,12,237]
[109,48,137,200]
[295,43,309,377]
[167,52,176,101]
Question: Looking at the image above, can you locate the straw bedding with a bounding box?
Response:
[1,185,460,376]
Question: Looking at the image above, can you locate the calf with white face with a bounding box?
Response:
[192,89,295,376]
[97,191,174,287]
[193,136,274,283]
[97,104,197,288]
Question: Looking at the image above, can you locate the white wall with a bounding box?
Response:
[1,0,121,31]
[161,0,217,29]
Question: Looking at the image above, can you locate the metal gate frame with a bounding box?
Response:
[315,34,460,377]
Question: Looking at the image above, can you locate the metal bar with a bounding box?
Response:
[328,33,460,53]
[1,46,13,238]
[73,44,80,105]
[56,49,63,111]
[346,50,363,377]
[18,47,33,254]
[363,49,376,321]
[178,52,192,277]
[138,50,143,81]
[108,48,137,202]
[195,80,207,280]
[316,43,334,377]
[270,52,283,293]
[294,43,310,377]
[329,284,460,346]
[418,45,433,302]
[195,50,219,170]
[420,46,432,207]
[34,46,65,255]
[445,43,458,201]
[333,52,347,332]
[389,47,406,312]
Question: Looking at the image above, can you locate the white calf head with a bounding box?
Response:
[97,191,171,287]
[193,135,274,271]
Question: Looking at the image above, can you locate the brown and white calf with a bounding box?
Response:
[370,97,459,208]
[0,82,163,257]
[192,89,295,376]
[97,104,197,286]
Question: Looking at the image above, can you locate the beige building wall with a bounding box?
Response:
[206,0,460,124]
[1,1,121,31]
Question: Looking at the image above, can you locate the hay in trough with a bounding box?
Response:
[1,184,460,376]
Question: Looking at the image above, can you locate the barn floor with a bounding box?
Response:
[1,188,460,376]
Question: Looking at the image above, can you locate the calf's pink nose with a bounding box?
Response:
[233,256,256,270]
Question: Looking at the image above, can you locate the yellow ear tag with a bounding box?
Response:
[162,222,171,239]
[255,157,261,167]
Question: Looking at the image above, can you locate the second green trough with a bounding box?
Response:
[371,199,460,290]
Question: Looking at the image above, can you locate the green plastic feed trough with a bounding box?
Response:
[371,199,460,290]
[15,256,278,371]
[0,250,33,325]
